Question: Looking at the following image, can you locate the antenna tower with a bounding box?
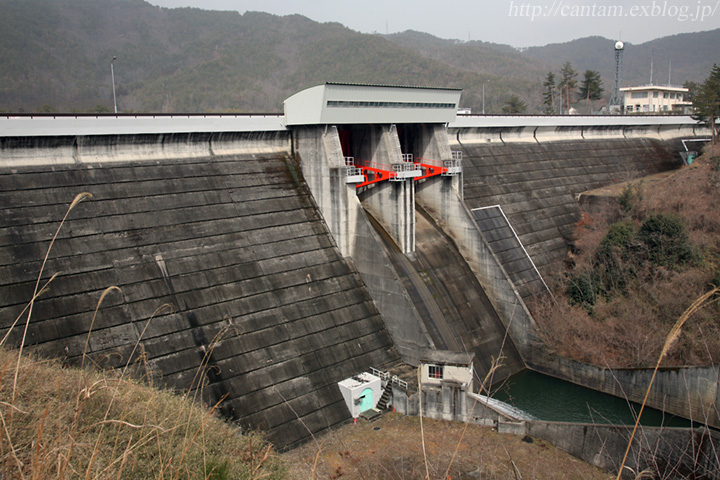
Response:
[610,41,624,106]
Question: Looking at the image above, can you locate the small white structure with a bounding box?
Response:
[337,372,382,418]
[284,82,461,126]
[420,351,474,391]
[620,85,692,114]
[418,350,475,422]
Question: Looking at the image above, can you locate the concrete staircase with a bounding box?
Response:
[376,382,393,410]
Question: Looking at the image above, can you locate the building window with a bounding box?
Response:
[428,365,444,379]
[626,105,634,112]
[653,92,659,98]
[664,92,669,98]
[631,91,649,99]
[327,100,456,109]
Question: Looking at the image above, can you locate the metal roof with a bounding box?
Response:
[325,81,462,92]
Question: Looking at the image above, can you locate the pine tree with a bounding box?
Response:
[558,62,577,114]
[542,72,556,115]
[502,94,527,114]
[693,64,720,145]
[578,70,604,109]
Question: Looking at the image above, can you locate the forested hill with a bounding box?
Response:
[0,0,716,114]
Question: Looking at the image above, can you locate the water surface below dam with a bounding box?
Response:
[492,370,693,427]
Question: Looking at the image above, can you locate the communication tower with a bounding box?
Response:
[610,41,624,108]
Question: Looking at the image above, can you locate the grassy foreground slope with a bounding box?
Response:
[0,347,284,479]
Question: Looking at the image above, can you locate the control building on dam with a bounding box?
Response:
[0,83,710,448]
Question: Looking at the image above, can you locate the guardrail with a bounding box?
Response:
[370,367,409,389]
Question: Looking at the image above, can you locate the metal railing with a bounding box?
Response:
[370,367,409,389]
[344,156,363,181]
[346,166,362,177]
[442,158,462,175]
[391,162,419,180]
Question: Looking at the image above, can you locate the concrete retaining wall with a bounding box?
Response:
[499,420,720,478]
[452,122,709,145]
[0,131,290,167]
[527,352,720,428]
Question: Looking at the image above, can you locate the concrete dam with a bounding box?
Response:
[0,83,709,449]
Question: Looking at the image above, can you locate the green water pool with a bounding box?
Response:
[491,370,693,427]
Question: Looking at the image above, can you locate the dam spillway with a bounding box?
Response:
[0,88,712,448]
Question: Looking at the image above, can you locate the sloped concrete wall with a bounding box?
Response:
[452,135,683,275]
[414,129,543,365]
[0,133,400,449]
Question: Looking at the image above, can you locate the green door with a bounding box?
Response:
[359,388,374,412]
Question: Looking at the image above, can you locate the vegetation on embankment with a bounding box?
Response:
[0,346,284,479]
[530,145,720,368]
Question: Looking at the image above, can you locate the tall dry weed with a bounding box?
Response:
[615,286,720,480]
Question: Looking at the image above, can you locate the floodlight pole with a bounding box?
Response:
[111,56,118,114]
[482,83,486,114]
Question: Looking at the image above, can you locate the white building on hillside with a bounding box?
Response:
[620,85,692,114]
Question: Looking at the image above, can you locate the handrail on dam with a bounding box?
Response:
[415,156,462,180]
[348,154,461,187]
[351,158,422,188]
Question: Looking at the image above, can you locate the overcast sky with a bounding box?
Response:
[146,0,719,47]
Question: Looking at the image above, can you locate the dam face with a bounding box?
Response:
[0,103,709,448]
[457,137,682,277]
[0,131,399,449]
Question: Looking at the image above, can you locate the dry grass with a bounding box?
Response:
[0,346,284,479]
[531,149,720,368]
[282,413,613,480]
